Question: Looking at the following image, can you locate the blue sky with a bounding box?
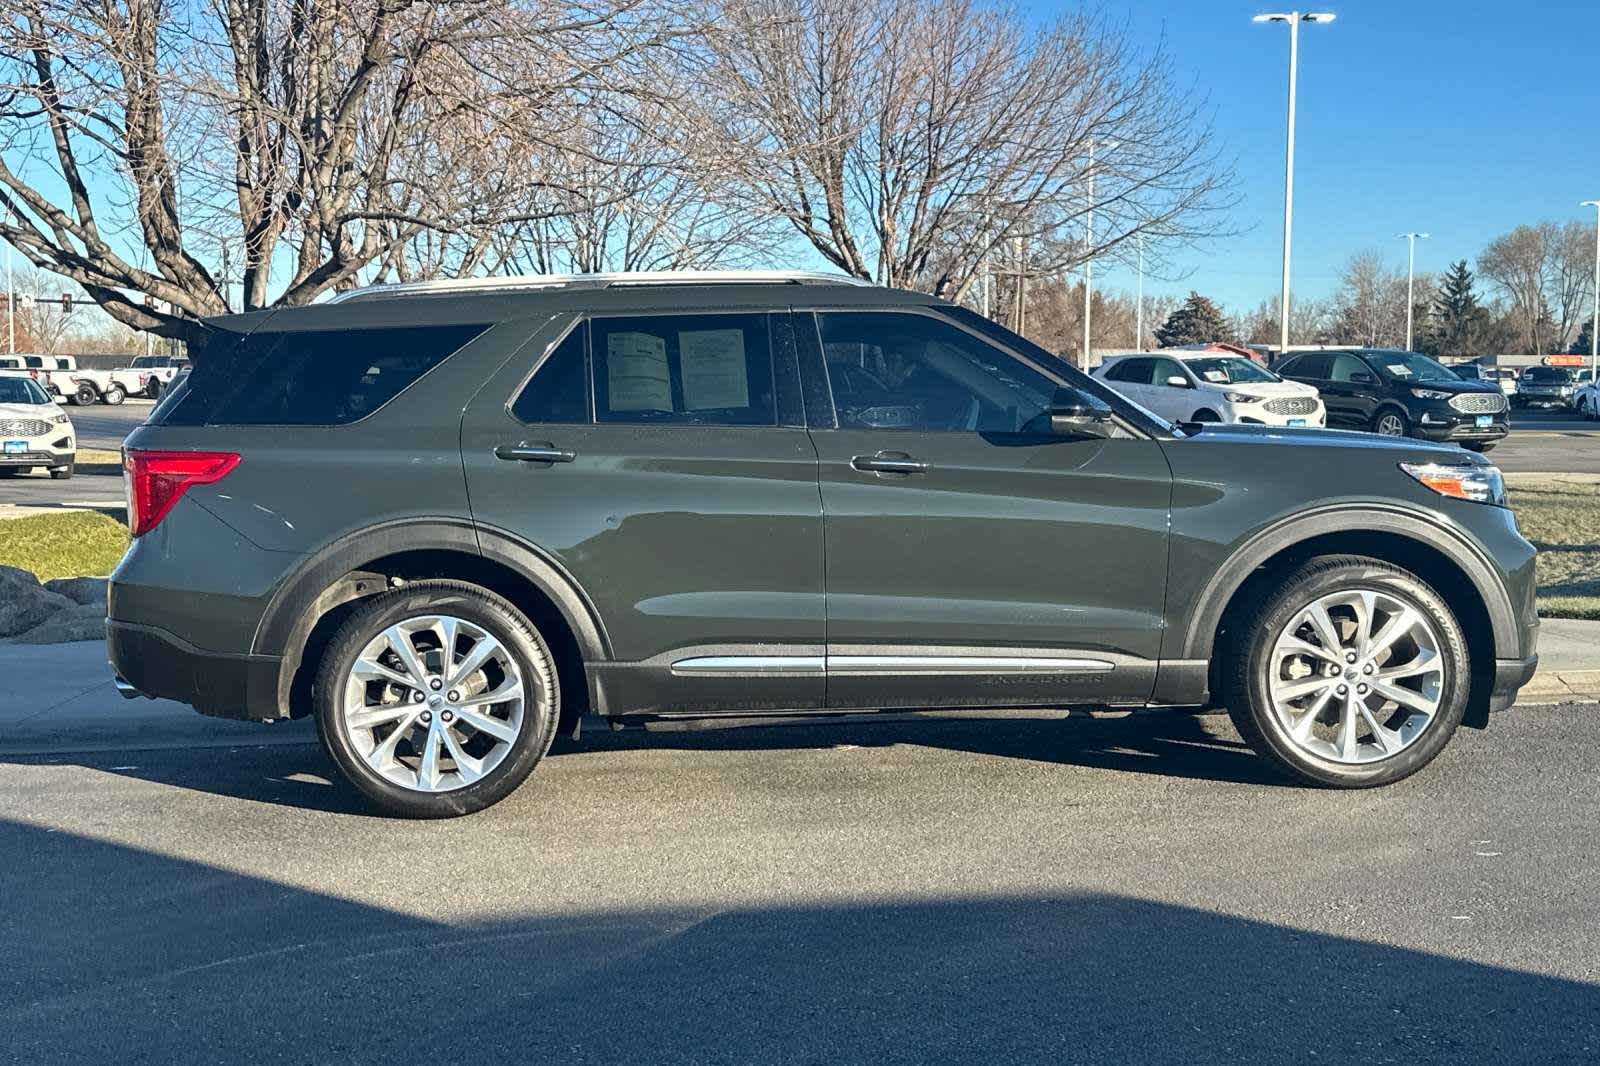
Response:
[1077,0,1600,311]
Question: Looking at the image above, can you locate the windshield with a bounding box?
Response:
[0,377,51,404]
[1523,367,1573,383]
[1452,366,1481,380]
[1372,352,1458,383]
[1185,357,1278,385]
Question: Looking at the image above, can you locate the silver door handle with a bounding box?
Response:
[851,452,928,475]
[495,443,576,464]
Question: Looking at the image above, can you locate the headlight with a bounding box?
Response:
[1411,388,1452,400]
[1400,461,1507,506]
[52,414,70,424]
[1223,392,1263,403]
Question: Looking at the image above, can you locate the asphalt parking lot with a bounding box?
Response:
[1,402,1593,516]
[3,700,1598,1064]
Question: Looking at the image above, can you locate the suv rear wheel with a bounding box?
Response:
[1225,555,1469,788]
[313,580,560,817]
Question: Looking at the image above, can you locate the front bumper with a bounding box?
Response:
[1515,390,1573,407]
[1228,403,1326,428]
[0,431,74,465]
[108,618,285,722]
[1412,409,1509,442]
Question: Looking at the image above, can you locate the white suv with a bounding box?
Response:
[0,375,75,478]
[1094,351,1325,427]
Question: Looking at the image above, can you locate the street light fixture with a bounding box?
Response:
[1583,200,1599,383]
[1398,232,1429,352]
[1254,11,1336,356]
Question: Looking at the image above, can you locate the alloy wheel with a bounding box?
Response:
[341,614,528,792]
[1266,589,1445,765]
[1375,413,1405,436]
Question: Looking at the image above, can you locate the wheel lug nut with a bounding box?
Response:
[1357,684,1369,694]
[1362,663,1374,674]
[1337,684,1348,695]
[1345,652,1357,663]
[411,691,425,703]
[420,711,432,724]
[441,710,454,723]
[430,678,443,691]
[447,690,461,703]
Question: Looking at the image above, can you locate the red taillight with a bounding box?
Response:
[123,449,240,537]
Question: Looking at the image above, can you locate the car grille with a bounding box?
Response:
[1264,396,1318,416]
[0,418,50,437]
[1448,393,1506,414]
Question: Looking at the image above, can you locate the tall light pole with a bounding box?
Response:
[1135,233,1145,350]
[1398,232,1429,351]
[1081,139,1116,367]
[1254,11,1335,356]
[1583,200,1599,382]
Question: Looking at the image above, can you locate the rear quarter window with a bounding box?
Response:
[159,323,487,426]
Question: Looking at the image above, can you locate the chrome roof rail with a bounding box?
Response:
[327,270,873,303]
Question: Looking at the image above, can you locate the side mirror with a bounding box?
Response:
[1350,371,1375,385]
[1049,387,1114,439]
[1164,374,1191,388]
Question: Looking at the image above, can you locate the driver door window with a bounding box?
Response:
[816,311,1055,434]
[1149,358,1188,388]
[1329,354,1370,383]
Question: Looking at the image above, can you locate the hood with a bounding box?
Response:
[0,401,64,420]
[1177,422,1486,462]
[1389,375,1499,395]
[1211,379,1318,399]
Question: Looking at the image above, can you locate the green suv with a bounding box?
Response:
[108,272,1539,816]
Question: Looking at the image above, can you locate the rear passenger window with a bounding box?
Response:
[511,323,588,424]
[591,314,775,426]
[160,324,487,426]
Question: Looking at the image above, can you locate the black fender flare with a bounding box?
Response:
[1180,505,1520,662]
[252,517,610,711]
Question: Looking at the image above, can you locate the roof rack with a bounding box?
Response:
[327,269,874,304]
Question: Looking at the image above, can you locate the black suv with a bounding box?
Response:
[1514,366,1577,410]
[108,273,1539,816]
[1274,348,1509,451]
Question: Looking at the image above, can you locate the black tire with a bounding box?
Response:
[71,383,97,406]
[1192,409,1221,422]
[1372,407,1409,437]
[49,460,74,479]
[103,384,126,406]
[1224,555,1470,788]
[145,378,163,400]
[313,580,561,818]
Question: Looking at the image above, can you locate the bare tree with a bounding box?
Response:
[1479,222,1592,353]
[0,0,707,343]
[1330,251,1428,348]
[682,0,1233,302]
[1240,293,1337,347]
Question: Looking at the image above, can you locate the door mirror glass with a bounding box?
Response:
[1164,374,1190,389]
[1049,387,1113,439]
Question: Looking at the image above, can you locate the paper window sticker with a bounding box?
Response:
[679,328,750,409]
[606,331,671,411]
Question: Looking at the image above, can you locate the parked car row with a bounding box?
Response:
[0,354,152,405]
[1093,346,1509,452]
[0,374,75,478]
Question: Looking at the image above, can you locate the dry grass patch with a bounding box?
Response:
[1506,474,1600,620]
[0,510,129,582]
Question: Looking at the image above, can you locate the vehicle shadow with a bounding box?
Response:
[4,817,1596,1064]
[5,709,1282,816]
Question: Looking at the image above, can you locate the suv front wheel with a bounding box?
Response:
[1226,555,1469,788]
[313,580,560,817]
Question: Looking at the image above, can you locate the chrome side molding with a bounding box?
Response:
[669,654,1113,678]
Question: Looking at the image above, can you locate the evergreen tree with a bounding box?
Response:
[1154,292,1229,347]
[1427,260,1487,356]
[1574,318,1596,357]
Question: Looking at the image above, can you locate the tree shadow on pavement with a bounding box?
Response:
[3,817,1595,1065]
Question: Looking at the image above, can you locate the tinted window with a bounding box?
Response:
[1187,357,1277,384]
[1523,367,1573,383]
[818,311,1056,433]
[1102,358,1150,383]
[160,323,486,426]
[1329,354,1371,383]
[1279,353,1330,379]
[592,314,774,426]
[511,323,588,424]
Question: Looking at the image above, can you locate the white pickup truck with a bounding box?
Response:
[118,353,190,398]
[0,354,147,405]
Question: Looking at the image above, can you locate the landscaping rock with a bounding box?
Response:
[10,613,107,645]
[44,576,109,607]
[0,564,40,593]
[0,584,75,639]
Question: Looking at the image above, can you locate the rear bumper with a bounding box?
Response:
[1490,654,1539,713]
[107,619,285,722]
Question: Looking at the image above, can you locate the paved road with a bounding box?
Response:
[3,682,1597,1063]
